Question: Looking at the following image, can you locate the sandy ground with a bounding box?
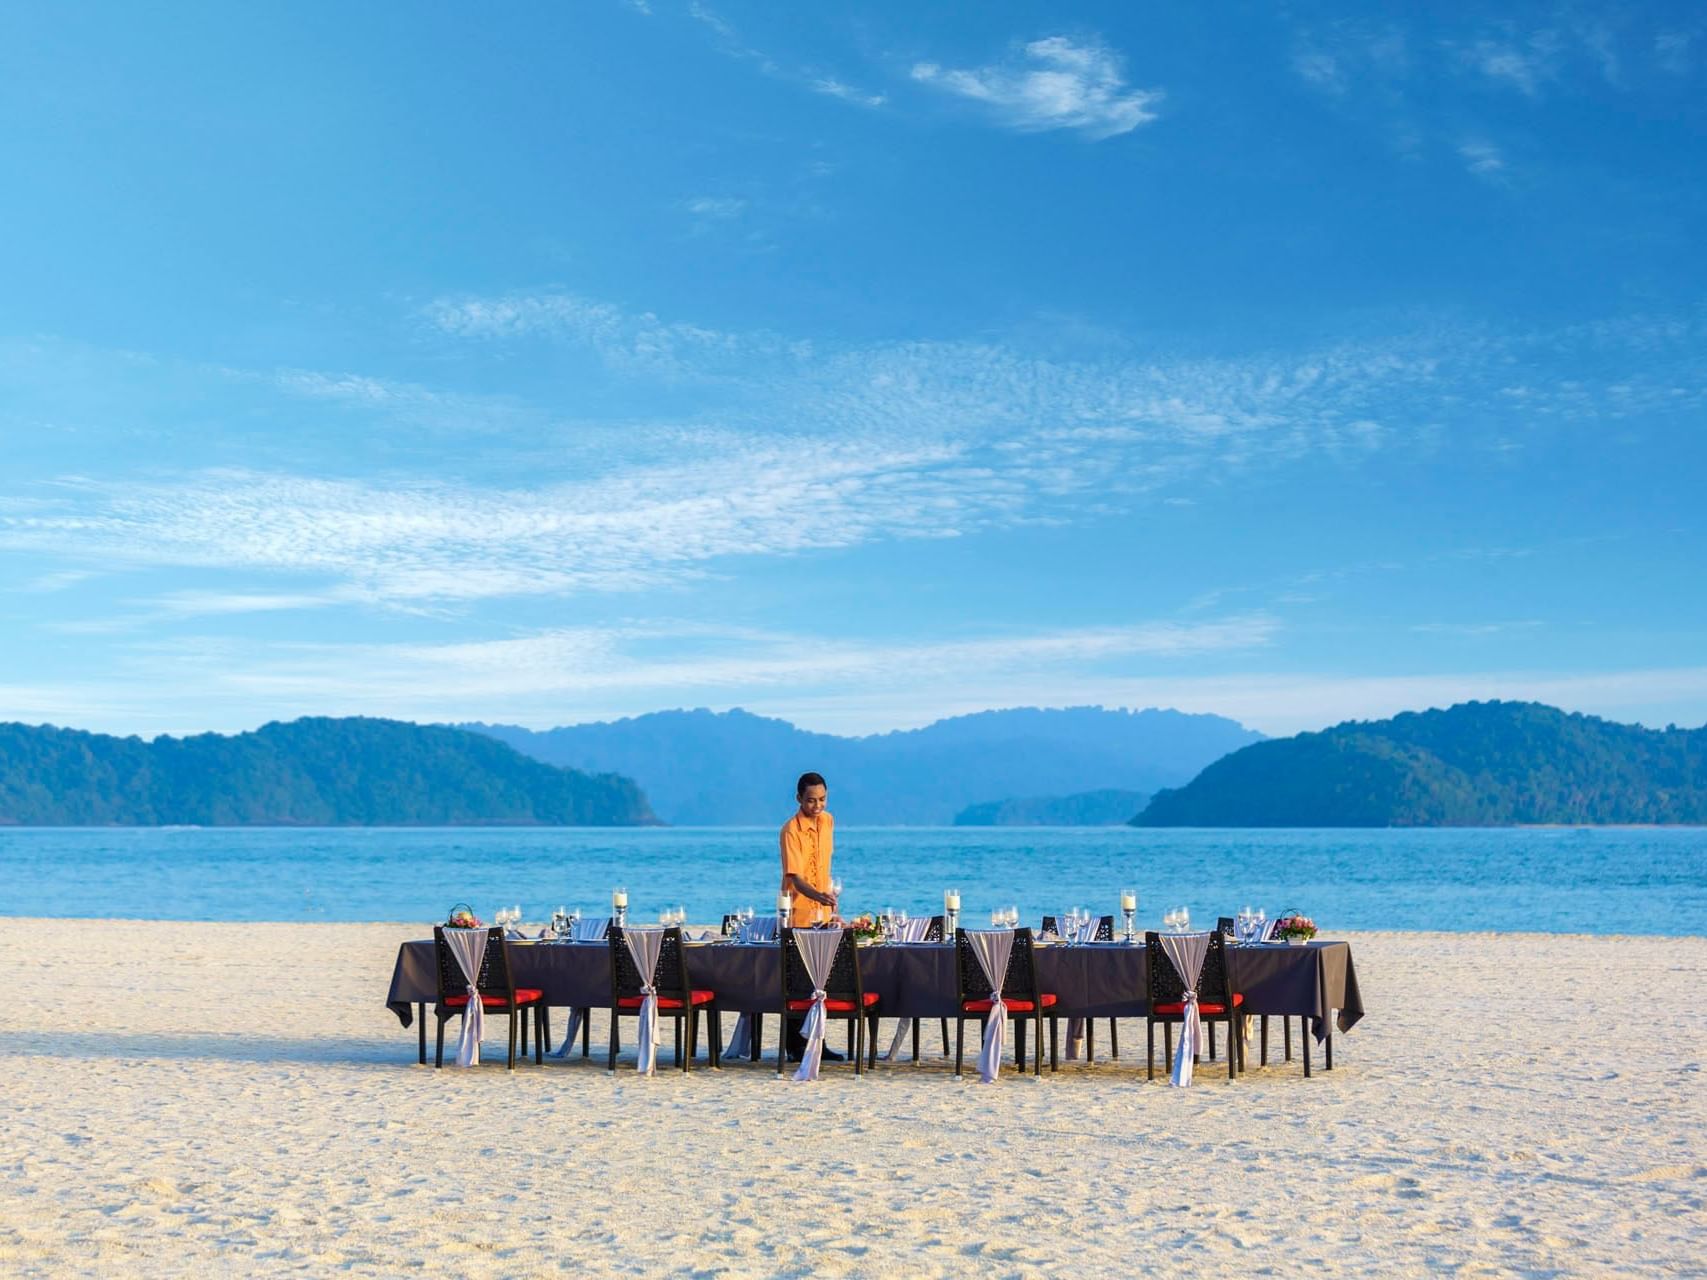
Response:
[0,922,1703,1278]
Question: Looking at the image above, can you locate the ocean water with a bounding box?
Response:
[1,826,1704,935]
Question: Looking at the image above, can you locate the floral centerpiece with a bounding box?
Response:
[847,913,884,945]
[446,905,484,929]
[1273,912,1317,943]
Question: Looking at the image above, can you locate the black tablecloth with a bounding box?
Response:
[387,939,1363,1041]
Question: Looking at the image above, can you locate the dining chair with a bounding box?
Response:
[953,927,1059,1078]
[1145,930,1242,1082]
[607,925,719,1073]
[780,927,879,1075]
[431,926,546,1070]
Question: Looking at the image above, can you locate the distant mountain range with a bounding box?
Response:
[954,788,1150,826]
[0,717,655,826]
[1133,701,1707,827]
[465,706,1262,825]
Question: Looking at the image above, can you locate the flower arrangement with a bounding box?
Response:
[446,905,484,929]
[1273,912,1317,942]
[848,913,884,944]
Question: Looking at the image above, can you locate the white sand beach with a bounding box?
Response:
[1,921,1702,1278]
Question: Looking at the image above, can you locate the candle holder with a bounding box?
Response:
[1122,908,1137,944]
[945,908,958,939]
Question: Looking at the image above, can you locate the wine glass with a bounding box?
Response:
[895,908,910,940]
[829,876,844,908]
[1004,905,1019,929]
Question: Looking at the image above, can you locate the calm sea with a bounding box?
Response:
[1,826,1703,935]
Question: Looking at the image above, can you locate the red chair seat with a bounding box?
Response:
[444,988,543,1008]
[786,993,880,1012]
[616,990,716,1009]
[1153,993,1244,1015]
[962,993,1058,1013]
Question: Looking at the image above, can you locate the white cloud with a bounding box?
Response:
[1292,49,1344,92]
[1459,139,1506,178]
[809,78,886,108]
[1654,31,1694,75]
[911,36,1161,139]
[1456,32,1561,96]
[686,196,747,219]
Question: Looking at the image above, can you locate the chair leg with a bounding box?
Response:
[847,1018,855,1061]
[1146,1018,1154,1080]
[1325,1029,1334,1071]
[1033,1012,1043,1076]
[1227,1018,1236,1080]
[854,1016,863,1076]
[581,1007,591,1058]
[911,1018,920,1062]
[683,1012,695,1073]
[1261,1015,1269,1067]
[869,1014,879,1069]
[417,1003,427,1064]
[751,1014,763,1062]
[1085,1019,1094,1062]
[1109,1019,1119,1061]
[955,1018,965,1078]
[435,1012,446,1069]
[1301,1020,1312,1078]
[674,1018,683,1066]
[1014,1018,1027,1072]
[608,1013,619,1072]
[1049,1017,1059,1071]
[940,1018,950,1056]
[1208,1020,1217,1062]
[535,1006,548,1065]
[1163,1020,1172,1069]
[507,1012,517,1070]
[1284,1016,1292,1062]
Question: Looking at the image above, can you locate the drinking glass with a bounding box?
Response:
[895,908,910,939]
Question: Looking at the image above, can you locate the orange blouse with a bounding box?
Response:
[779,811,834,927]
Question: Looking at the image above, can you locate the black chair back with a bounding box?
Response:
[721,914,740,937]
[1216,916,1237,939]
[955,927,1041,1004]
[1145,931,1235,1011]
[780,928,864,1006]
[609,925,691,1005]
[432,926,516,1004]
[925,914,945,942]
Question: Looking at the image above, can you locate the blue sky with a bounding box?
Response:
[2,1,1704,737]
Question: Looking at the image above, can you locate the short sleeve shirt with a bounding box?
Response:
[779,811,833,927]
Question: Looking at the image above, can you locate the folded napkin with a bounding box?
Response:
[895,917,932,942]
[737,918,778,944]
[571,917,609,942]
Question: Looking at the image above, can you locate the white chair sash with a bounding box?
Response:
[725,1013,753,1059]
[572,917,609,942]
[551,1007,583,1058]
[897,917,932,942]
[1159,931,1211,1087]
[966,929,1015,1083]
[443,928,490,1068]
[623,927,666,1075]
[791,928,844,1082]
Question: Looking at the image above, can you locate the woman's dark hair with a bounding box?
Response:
[796,771,827,797]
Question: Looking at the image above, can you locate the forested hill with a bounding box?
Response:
[466,706,1260,825]
[0,717,656,826]
[1133,701,1707,827]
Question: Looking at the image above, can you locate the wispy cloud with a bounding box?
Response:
[1654,31,1695,75]
[1458,139,1506,179]
[911,36,1161,140]
[1454,31,1563,97]
[684,2,885,111]
[809,78,886,108]
[685,196,747,219]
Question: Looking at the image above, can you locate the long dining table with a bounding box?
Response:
[385,936,1364,1070]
